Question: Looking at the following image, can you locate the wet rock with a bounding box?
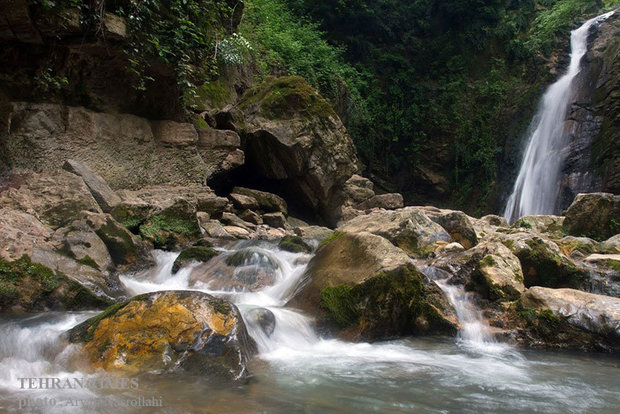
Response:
[245,308,276,337]
[189,247,280,292]
[63,159,122,213]
[519,287,620,351]
[172,247,219,274]
[67,291,256,379]
[338,207,451,258]
[563,193,620,240]
[278,235,312,253]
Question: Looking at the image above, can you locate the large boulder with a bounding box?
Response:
[563,193,620,240]
[67,291,256,379]
[519,287,620,351]
[238,76,358,223]
[0,170,102,228]
[289,232,457,340]
[338,208,451,257]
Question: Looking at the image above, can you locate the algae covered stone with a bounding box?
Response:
[67,291,256,379]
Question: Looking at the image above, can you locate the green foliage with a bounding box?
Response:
[526,0,606,56]
[138,215,200,249]
[241,0,365,113]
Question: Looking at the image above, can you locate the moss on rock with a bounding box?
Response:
[172,247,219,273]
[139,214,200,249]
[0,255,112,313]
[278,235,312,253]
[240,76,336,120]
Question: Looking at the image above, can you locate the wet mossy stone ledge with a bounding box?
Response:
[67,291,257,380]
[0,255,113,313]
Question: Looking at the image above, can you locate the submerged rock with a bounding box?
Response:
[67,291,256,379]
[245,307,276,337]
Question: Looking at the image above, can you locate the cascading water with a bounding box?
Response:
[1,243,619,412]
[503,11,615,222]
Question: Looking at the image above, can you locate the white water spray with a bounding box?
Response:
[504,11,615,222]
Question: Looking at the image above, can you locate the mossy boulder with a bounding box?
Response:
[338,207,451,258]
[288,232,457,340]
[278,235,312,253]
[318,264,458,340]
[238,76,358,224]
[514,238,588,289]
[470,243,525,301]
[0,255,112,313]
[555,236,599,259]
[67,291,256,379]
[83,212,150,268]
[563,193,620,240]
[231,187,287,215]
[172,247,219,273]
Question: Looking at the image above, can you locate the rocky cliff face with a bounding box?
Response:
[561,13,620,210]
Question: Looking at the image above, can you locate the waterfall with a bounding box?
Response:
[503,11,615,223]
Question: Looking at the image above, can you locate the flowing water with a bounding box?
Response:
[503,11,615,222]
[0,243,619,413]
